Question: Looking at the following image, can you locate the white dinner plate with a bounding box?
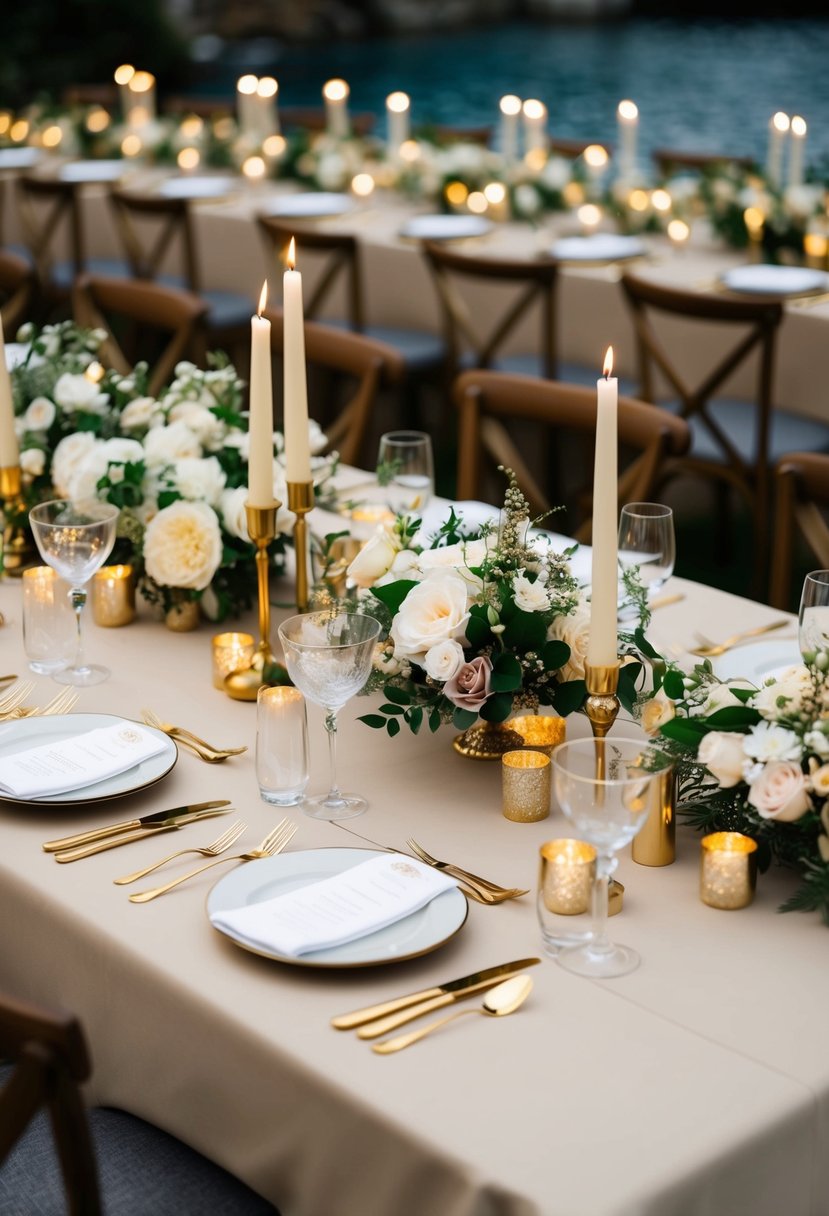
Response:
[711,638,801,684]
[549,234,646,262]
[260,192,355,219]
[156,175,236,200]
[0,713,177,807]
[207,847,469,969]
[399,214,494,241]
[0,147,42,169]
[721,264,829,297]
[58,160,128,183]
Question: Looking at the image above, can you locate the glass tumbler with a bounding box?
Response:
[256,686,310,806]
[22,566,76,675]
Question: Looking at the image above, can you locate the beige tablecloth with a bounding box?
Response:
[0,567,826,1216]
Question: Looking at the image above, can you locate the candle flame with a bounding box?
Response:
[603,347,614,378]
[791,115,807,137]
[258,281,268,316]
[287,237,296,270]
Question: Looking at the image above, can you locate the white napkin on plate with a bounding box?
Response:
[210,854,457,958]
[0,720,167,799]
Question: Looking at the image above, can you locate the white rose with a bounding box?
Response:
[747,760,811,822]
[512,571,551,613]
[640,690,676,735]
[743,721,802,763]
[417,544,467,571]
[424,639,465,683]
[22,397,56,431]
[65,437,143,502]
[804,728,829,759]
[143,419,203,466]
[119,396,162,431]
[514,184,541,217]
[219,486,250,542]
[308,419,326,454]
[698,684,744,716]
[347,530,400,589]
[143,500,222,591]
[170,456,226,506]
[51,432,97,496]
[541,156,571,190]
[390,570,470,662]
[223,431,250,459]
[168,401,226,450]
[372,644,410,678]
[390,549,422,578]
[547,598,591,683]
[753,666,811,720]
[20,447,46,478]
[697,730,746,788]
[53,372,109,415]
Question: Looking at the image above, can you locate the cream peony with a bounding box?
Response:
[143,419,203,466]
[641,690,676,735]
[547,597,590,683]
[219,486,250,542]
[168,401,227,450]
[65,437,144,503]
[347,530,400,589]
[119,396,162,431]
[512,571,551,613]
[51,431,97,496]
[390,570,470,662]
[53,372,109,415]
[143,500,222,591]
[697,730,746,788]
[23,397,56,432]
[423,639,465,683]
[20,447,46,478]
[747,761,812,822]
[170,456,226,506]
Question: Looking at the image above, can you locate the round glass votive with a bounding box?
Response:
[212,631,256,690]
[92,564,136,627]
[501,749,551,822]
[509,715,566,757]
[700,832,758,910]
[22,566,76,674]
[537,839,596,954]
[256,685,309,806]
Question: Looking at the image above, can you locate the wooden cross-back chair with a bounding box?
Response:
[454,369,691,542]
[651,148,755,177]
[277,107,375,136]
[770,453,829,609]
[73,275,209,397]
[416,124,494,147]
[0,248,36,334]
[620,272,829,587]
[265,308,406,467]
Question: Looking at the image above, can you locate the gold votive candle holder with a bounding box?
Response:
[539,839,596,915]
[92,564,136,627]
[509,715,566,757]
[700,832,758,910]
[501,749,551,822]
[212,631,256,690]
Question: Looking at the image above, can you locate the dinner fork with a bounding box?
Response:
[113,821,247,885]
[405,839,529,902]
[128,819,298,903]
[11,689,80,719]
[688,618,792,658]
[0,681,35,719]
[141,708,248,763]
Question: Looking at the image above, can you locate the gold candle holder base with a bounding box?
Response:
[583,660,621,740]
[1,464,35,576]
[288,479,315,613]
[224,500,279,702]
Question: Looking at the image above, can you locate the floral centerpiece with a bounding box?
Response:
[638,648,829,924]
[348,469,645,740]
[9,321,337,620]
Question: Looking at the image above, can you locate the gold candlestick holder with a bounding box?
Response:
[583,659,621,791]
[0,465,34,575]
[288,479,314,613]
[223,500,280,702]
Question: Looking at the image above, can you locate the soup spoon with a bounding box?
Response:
[371,974,533,1054]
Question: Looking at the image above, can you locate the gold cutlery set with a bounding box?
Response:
[687,617,792,658]
[0,682,79,719]
[141,708,248,763]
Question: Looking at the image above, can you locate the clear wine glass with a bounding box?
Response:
[798,570,829,663]
[376,431,434,516]
[617,503,675,609]
[551,736,671,978]
[29,500,120,687]
[278,610,382,820]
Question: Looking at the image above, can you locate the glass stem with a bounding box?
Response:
[590,854,616,956]
[70,586,87,673]
[324,710,341,802]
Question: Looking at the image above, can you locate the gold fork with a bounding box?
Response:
[11,689,80,719]
[113,821,247,885]
[405,839,529,902]
[688,618,792,658]
[129,819,298,903]
[0,681,35,719]
[141,708,248,763]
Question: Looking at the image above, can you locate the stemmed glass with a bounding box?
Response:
[29,500,120,686]
[376,431,434,515]
[551,736,671,978]
[278,610,382,820]
[798,570,829,663]
[617,503,675,611]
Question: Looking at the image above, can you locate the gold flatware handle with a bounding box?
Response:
[372,1009,475,1054]
[54,825,179,863]
[331,987,444,1030]
[357,993,454,1039]
[129,854,238,902]
[44,818,142,852]
[649,592,685,610]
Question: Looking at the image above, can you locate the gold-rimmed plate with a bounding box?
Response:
[0,713,177,807]
[207,847,468,969]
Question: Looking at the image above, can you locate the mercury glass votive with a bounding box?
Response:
[700,832,758,910]
[539,839,596,915]
[509,715,566,757]
[212,631,256,690]
[92,564,136,627]
[501,750,551,822]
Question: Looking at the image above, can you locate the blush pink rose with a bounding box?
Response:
[444,655,493,711]
[747,761,812,822]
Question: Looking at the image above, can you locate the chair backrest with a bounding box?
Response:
[108,188,200,290]
[258,217,365,329]
[0,248,36,333]
[453,368,691,540]
[651,148,755,177]
[73,275,209,397]
[17,174,86,280]
[62,83,117,108]
[278,107,375,136]
[164,95,233,119]
[418,124,494,147]
[265,308,405,466]
[422,241,560,379]
[770,452,829,609]
[548,137,605,160]
[0,988,101,1214]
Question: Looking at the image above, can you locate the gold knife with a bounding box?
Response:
[42,800,232,853]
[331,957,541,1031]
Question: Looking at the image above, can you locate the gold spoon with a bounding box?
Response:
[371,974,533,1054]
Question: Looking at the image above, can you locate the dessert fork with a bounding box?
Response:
[141,708,248,763]
[0,681,35,718]
[11,689,80,719]
[129,819,298,903]
[113,821,246,885]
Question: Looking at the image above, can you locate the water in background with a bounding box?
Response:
[203,18,829,163]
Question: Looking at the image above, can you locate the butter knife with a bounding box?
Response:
[331,957,541,1031]
[42,800,231,853]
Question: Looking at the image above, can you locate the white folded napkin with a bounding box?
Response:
[210,854,457,957]
[0,720,167,799]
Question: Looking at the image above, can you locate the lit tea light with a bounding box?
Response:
[539,839,596,915]
[92,565,136,628]
[467,191,488,214]
[484,182,507,205]
[84,361,105,384]
[744,205,765,240]
[180,115,204,140]
[349,172,373,197]
[121,133,142,157]
[445,180,469,207]
[804,231,829,261]
[667,218,690,246]
[86,107,111,133]
[41,125,62,149]
[502,749,551,823]
[263,134,286,158]
[0,113,11,137]
[323,78,350,138]
[177,147,201,171]
[399,138,420,163]
[10,120,29,143]
[651,188,672,212]
[212,631,257,689]
[700,832,758,910]
[628,188,649,212]
[577,202,602,232]
[242,155,266,181]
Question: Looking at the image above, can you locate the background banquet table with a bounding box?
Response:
[0,568,827,1216]
[3,167,829,421]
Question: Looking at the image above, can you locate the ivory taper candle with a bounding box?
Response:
[248,281,275,507]
[283,238,311,483]
[0,313,19,467]
[586,347,618,667]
